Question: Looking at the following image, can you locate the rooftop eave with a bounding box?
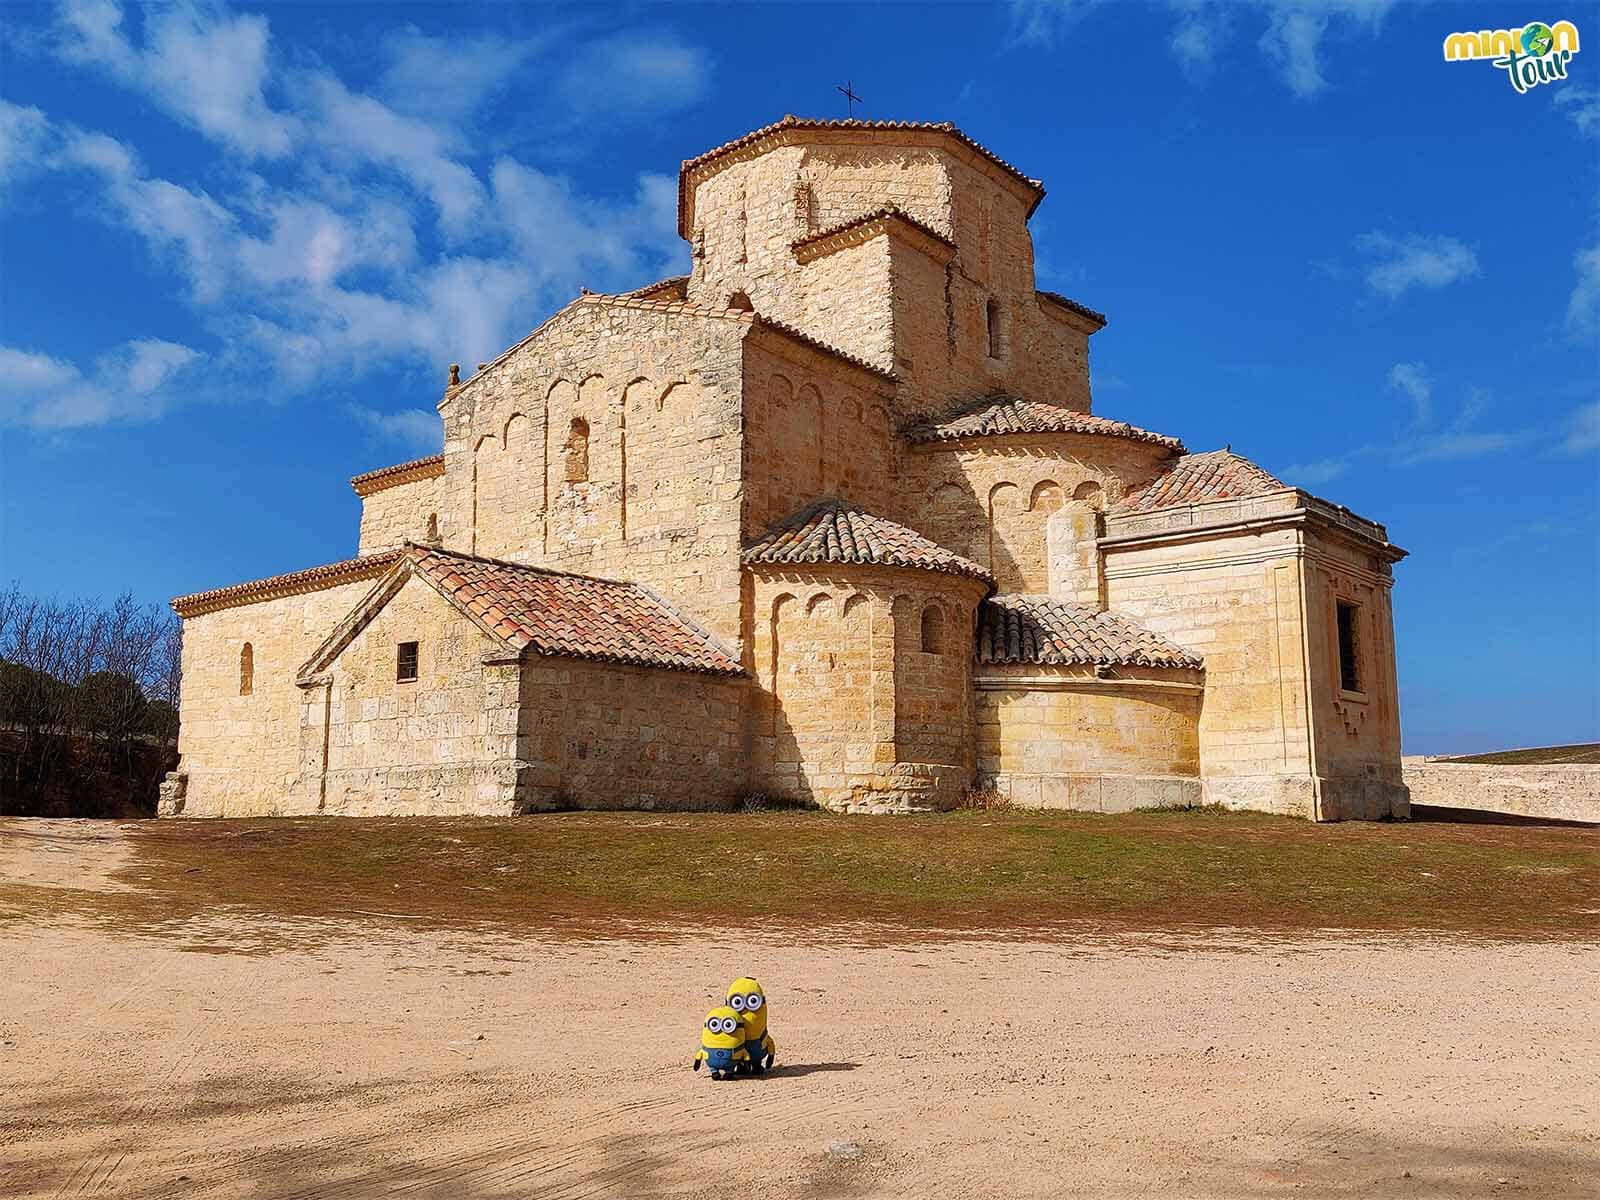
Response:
[677,117,1045,241]
[1036,290,1108,334]
[1101,489,1407,563]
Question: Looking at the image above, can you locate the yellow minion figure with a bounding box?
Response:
[726,976,775,1074]
[692,1006,748,1080]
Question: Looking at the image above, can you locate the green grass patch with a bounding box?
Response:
[4,809,1597,941]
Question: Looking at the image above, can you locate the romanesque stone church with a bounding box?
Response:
[167,117,1408,821]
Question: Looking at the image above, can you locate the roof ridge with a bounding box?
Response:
[904,394,1185,453]
[744,496,993,585]
[172,550,403,616]
[405,542,637,590]
[791,206,956,253]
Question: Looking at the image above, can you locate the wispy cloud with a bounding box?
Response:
[1010,0,1394,96]
[1568,243,1600,338]
[1355,232,1479,299]
[1282,456,1349,486]
[0,339,202,429]
[1386,361,1431,425]
[56,0,295,157]
[1563,400,1600,454]
[7,0,703,432]
[1554,86,1600,138]
[346,404,443,453]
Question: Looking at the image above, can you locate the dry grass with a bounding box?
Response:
[3,809,1597,942]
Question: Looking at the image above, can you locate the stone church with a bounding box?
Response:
[166,117,1408,821]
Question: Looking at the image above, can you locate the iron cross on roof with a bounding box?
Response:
[836,80,862,118]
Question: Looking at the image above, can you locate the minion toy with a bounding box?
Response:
[692,1006,748,1080]
[726,977,776,1074]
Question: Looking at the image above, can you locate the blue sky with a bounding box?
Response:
[1,0,1596,752]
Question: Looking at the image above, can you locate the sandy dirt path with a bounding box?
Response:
[1,824,1597,1198]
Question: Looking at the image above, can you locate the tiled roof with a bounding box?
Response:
[744,498,993,584]
[977,594,1203,670]
[791,206,956,261]
[407,547,742,675]
[349,454,444,497]
[172,551,403,618]
[904,396,1185,452]
[678,115,1045,237]
[1036,289,1108,329]
[628,275,689,301]
[1118,450,1289,512]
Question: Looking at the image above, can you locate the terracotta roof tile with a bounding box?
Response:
[172,551,403,618]
[678,115,1045,238]
[1036,289,1108,329]
[744,498,993,584]
[1118,450,1288,512]
[905,395,1185,452]
[977,594,1202,670]
[406,547,742,676]
[349,454,444,497]
[627,275,689,301]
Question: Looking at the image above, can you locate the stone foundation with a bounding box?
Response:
[983,772,1201,812]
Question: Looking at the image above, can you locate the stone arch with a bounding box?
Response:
[1030,480,1064,513]
[841,593,870,621]
[805,591,833,619]
[727,290,753,311]
[768,592,798,735]
[563,418,589,483]
[239,642,253,696]
[425,512,439,543]
[1073,479,1105,511]
[471,431,501,553]
[796,383,824,492]
[920,602,946,654]
[987,480,1022,583]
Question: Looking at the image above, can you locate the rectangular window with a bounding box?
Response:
[396,641,419,683]
[1335,602,1361,693]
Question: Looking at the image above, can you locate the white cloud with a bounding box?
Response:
[0,101,53,198]
[0,339,201,429]
[553,31,712,119]
[1386,362,1432,425]
[291,71,486,235]
[1010,0,1394,95]
[1283,457,1347,486]
[56,0,295,158]
[8,2,701,432]
[1356,232,1479,299]
[1567,243,1600,337]
[1400,431,1517,463]
[1563,400,1600,454]
[376,26,543,124]
[1554,86,1600,138]
[346,404,442,452]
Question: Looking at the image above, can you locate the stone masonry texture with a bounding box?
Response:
[167,117,1409,820]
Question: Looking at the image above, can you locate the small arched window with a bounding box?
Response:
[727,290,753,312]
[425,512,439,542]
[986,297,1003,359]
[920,605,946,655]
[564,417,590,483]
[239,643,253,696]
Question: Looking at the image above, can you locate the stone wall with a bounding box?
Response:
[739,337,898,538]
[976,667,1202,811]
[1102,521,1318,817]
[1303,531,1407,820]
[903,435,1169,593]
[441,300,750,649]
[684,135,1092,421]
[173,575,384,816]
[299,574,522,816]
[1401,758,1599,824]
[357,471,443,554]
[517,657,748,810]
[748,565,987,811]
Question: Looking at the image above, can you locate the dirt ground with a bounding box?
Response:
[2,821,1598,1198]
